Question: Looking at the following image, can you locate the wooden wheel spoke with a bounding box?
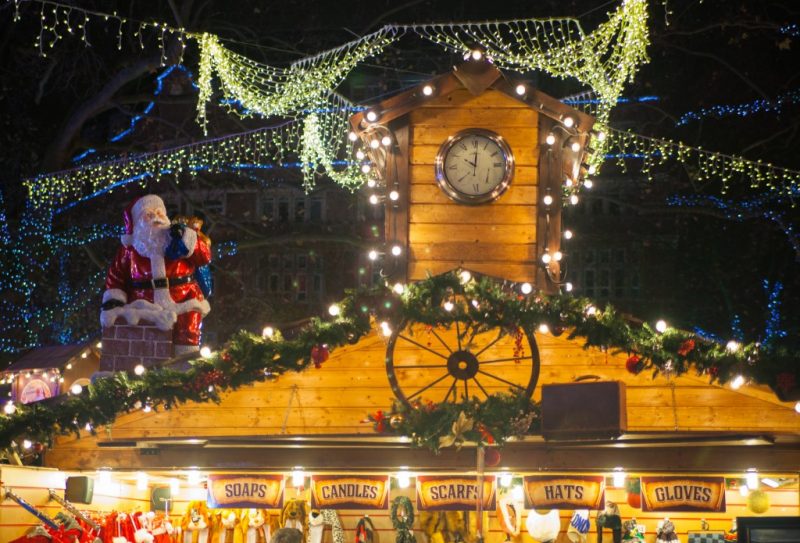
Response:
[397,334,449,359]
[455,320,463,350]
[392,363,448,369]
[474,331,503,357]
[445,379,458,403]
[477,369,525,390]
[407,372,451,401]
[464,378,469,400]
[477,356,524,365]
[472,377,490,398]
[429,328,453,354]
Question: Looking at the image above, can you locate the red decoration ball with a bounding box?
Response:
[484,448,502,467]
[626,354,643,375]
[311,344,330,368]
[31,442,45,453]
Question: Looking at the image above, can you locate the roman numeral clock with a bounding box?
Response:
[349,58,595,407]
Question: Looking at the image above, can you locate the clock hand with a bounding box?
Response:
[463,157,477,167]
[472,151,478,176]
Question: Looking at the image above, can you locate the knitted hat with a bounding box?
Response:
[121,194,166,246]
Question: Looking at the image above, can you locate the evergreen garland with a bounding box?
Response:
[390,496,417,543]
[0,270,796,452]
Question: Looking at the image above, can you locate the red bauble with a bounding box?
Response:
[31,442,45,453]
[484,448,502,467]
[626,354,643,374]
[627,492,641,509]
[311,344,330,368]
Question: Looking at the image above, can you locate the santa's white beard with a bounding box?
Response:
[132,219,169,258]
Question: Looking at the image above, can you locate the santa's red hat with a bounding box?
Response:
[121,194,167,246]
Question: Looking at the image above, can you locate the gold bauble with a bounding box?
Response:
[747,490,770,514]
[390,414,405,429]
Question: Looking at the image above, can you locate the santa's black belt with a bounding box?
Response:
[130,275,194,290]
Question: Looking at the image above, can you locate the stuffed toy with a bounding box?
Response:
[212,509,241,543]
[307,509,344,543]
[131,512,155,543]
[239,509,276,543]
[621,519,644,542]
[496,493,523,540]
[281,499,309,541]
[525,509,560,543]
[655,519,678,543]
[596,501,622,543]
[181,501,211,543]
[355,516,376,543]
[151,512,176,543]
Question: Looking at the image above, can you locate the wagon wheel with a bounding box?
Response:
[385,318,540,407]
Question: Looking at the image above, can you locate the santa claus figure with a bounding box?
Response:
[100,194,211,353]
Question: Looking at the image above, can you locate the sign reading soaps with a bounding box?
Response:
[310,476,389,510]
[416,476,495,511]
[207,474,284,509]
[523,476,605,510]
[641,476,726,512]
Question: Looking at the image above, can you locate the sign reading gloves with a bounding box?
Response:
[641,476,726,512]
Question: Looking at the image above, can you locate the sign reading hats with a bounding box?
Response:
[206,474,284,509]
[416,476,496,511]
[310,475,389,509]
[640,476,726,512]
[523,475,605,509]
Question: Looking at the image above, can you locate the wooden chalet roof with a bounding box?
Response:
[3,344,93,372]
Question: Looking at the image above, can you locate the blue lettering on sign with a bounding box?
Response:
[570,515,590,534]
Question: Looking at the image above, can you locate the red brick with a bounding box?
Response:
[102,327,117,339]
[154,342,173,358]
[115,325,144,340]
[102,339,130,356]
[113,356,141,372]
[129,341,154,358]
[144,326,172,341]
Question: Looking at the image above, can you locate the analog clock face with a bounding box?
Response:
[435,129,514,204]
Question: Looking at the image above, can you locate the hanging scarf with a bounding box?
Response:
[240,509,272,543]
[390,497,416,543]
[307,510,344,543]
[496,495,523,539]
[355,516,375,543]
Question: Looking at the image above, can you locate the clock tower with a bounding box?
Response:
[350,58,594,292]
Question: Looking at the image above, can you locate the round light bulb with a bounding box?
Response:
[365,110,378,122]
[391,245,402,256]
[200,346,212,358]
[381,135,392,146]
[564,230,573,240]
[500,473,513,487]
[543,195,554,206]
[583,179,594,189]
[366,179,376,188]
[596,131,606,141]
[397,471,411,489]
[515,84,526,95]
[459,270,472,284]
[545,133,556,146]
[70,383,83,395]
[370,139,380,149]
[731,374,745,390]
[588,164,597,175]
[66,363,73,370]
[538,323,550,334]
[541,253,552,264]
[389,190,399,201]
[655,320,668,333]
[564,178,574,187]
[422,85,434,96]
[726,340,740,352]
[356,150,365,160]
[520,282,533,295]
[262,326,274,339]
[471,49,483,61]
[368,250,378,261]
[96,342,102,349]
[134,364,145,376]
[585,305,597,316]
[511,485,524,501]
[143,404,151,413]
[571,141,581,153]
[348,131,358,142]
[443,301,454,312]
[563,116,575,128]
[393,283,405,295]
[564,282,573,292]
[22,439,32,449]
[328,304,341,317]
[361,164,371,174]
[553,251,563,261]
[369,194,379,205]
[570,194,579,205]
[380,322,392,337]
[794,401,800,414]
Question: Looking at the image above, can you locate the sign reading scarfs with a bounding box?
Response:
[641,476,726,512]
[416,476,496,511]
[523,476,605,510]
[207,474,284,509]
[310,475,390,510]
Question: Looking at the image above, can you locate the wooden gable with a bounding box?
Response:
[350,61,594,292]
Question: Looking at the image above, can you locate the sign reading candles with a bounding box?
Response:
[523,476,605,509]
[207,474,284,509]
[416,476,496,511]
[310,475,390,509]
[641,477,726,512]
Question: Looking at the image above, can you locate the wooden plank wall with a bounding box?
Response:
[407,89,538,282]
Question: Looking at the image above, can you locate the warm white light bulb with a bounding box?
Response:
[136,471,149,491]
[369,194,379,205]
[381,135,392,146]
[370,139,380,149]
[597,131,606,141]
[545,133,556,146]
[500,473,513,487]
[366,110,378,122]
[391,245,402,256]
[563,116,575,128]
[795,401,800,414]
[200,346,212,358]
[368,250,378,261]
[422,85,434,96]
[70,383,83,395]
[366,179,376,188]
[585,305,597,316]
[583,179,594,189]
[380,322,392,337]
[538,323,550,334]
[655,320,667,333]
[291,468,305,488]
[515,84,526,95]
[731,374,745,390]
[22,439,32,449]
[613,468,626,488]
[393,283,404,295]
[348,131,358,142]
[262,326,274,339]
[564,282,573,292]
[571,141,581,153]
[66,363,73,370]
[134,364,146,376]
[521,282,533,295]
[511,485,524,501]
[397,471,411,489]
[564,230,573,240]
[543,195,554,206]
[389,190,399,201]
[356,150,366,160]
[328,304,341,317]
[726,340,740,352]
[361,164,371,174]
[553,251,563,261]
[588,164,597,175]
[541,253,552,264]
[459,270,472,284]
[443,301,454,312]
[471,49,483,61]
[96,342,102,349]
